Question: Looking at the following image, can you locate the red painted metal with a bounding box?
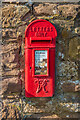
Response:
[25,19,57,97]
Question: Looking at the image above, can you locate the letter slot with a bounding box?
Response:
[30,37,53,44]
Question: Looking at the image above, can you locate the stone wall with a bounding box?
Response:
[2,2,80,119]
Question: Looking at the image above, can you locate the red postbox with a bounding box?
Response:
[25,19,57,97]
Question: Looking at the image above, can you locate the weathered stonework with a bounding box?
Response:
[69,37,80,61]
[2,2,80,119]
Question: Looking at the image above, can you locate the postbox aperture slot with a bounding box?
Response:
[30,37,52,44]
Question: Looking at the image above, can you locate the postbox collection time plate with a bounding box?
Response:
[35,50,47,75]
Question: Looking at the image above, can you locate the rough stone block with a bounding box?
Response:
[2,77,21,95]
[62,83,75,92]
[58,5,80,19]
[2,29,17,38]
[2,43,19,54]
[2,5,30,28]
[69,37,80,61]
[34,3,59,16]
[2,69,19,76]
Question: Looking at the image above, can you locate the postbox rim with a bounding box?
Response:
[25,19,57,38]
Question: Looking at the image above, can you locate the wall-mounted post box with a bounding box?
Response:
[25,19,57,97]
